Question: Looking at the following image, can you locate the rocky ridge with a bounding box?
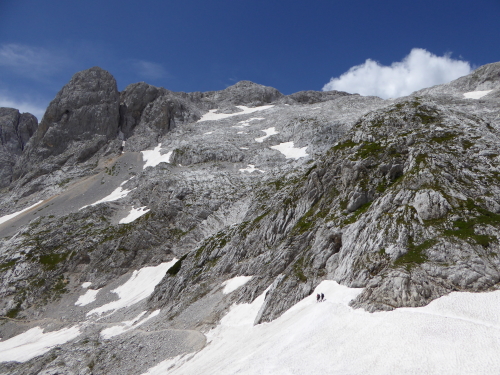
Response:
[0,62,500,374]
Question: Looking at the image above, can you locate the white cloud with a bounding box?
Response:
[0,43,70,79]
[0,94,46,121]
[322,48,472,99]
[132,60,167,80]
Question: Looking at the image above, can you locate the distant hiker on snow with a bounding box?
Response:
[316,293,320,302]
[321,293,325,302]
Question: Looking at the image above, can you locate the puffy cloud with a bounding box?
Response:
[132,60,167,80]
[322,48,471,99]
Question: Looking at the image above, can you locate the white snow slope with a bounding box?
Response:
[0,200,44,225]
[0,326,81,363]
[197,106,273,122]
[145,280,500,375]
[463,90,493,99]
[87,259,178,316]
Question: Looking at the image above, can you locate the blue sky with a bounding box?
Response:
[0,0,499,120]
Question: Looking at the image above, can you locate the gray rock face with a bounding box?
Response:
[412,190,451,220]
[119,82,161,138]
[200,80,284,107]
[284,90,352,104]
[0,108,37,188]
[14,67,120,180]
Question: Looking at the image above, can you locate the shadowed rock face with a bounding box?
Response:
[0,108,37,188]
[13,67,120,180]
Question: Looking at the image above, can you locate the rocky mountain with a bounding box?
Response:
[0,62,500,374]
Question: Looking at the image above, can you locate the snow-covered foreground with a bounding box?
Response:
[463,90,492,99]
[197,106,273,122]
[145,281,500,375]
[87,259,178,316]
[0,200,44,225]
[0,326,81,363]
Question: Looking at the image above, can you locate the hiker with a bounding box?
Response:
[316,293,320,302]
[321,293,325,302]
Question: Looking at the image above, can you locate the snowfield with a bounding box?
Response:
[119,206,150,224]
[270,142,308,159]
[100,310,160,339]
[197,106,273,122]
[80,185,134,210]
[0,326,81,363]
[142,143,173,169]
[87,259,178,316]
[239,165,264,173]
[222,276,253,294]
[75,287,101,306]
[144,281,500,375]
[255,127,278,143]
[0,200,44,225]
[463,90,493,99]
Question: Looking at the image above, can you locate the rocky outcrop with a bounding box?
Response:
[0,108,37,188]
[199,80,284,107]
[13,67,120,181]
[284,90,352,104]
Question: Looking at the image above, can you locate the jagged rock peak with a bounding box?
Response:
[13,67,120,180]
[0,108,37,188]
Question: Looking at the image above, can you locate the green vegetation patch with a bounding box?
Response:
[332,139,358,151]
[39,252,70,270]
[343,202,372,225]
[293,257,308,282]
[394,238,435,270]
[0,260,16,271]
[6,303,22,318]
[355,142,384,159]
[431,133,458,144]
[443,199,500,247]
[167,254,188,276]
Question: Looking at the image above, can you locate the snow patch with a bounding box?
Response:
[240,147,249,150]
[233,117,265,128]
[119,206,150,224]
[270,142,308,159]
[100,310,160,339]
[87,259,178,316]
[152,281,500,375]
[255,127,278,143]
[75,288,101,306]
[80,186,134,210]
[197,106,273,122]
[142,143,173,169]
[204,131,213,135]
[0,326,81,363]
[463,90,492,99]
[239,165,264,174]
[0,200,44,225]
[81,282,92,288]
[222,276,253,294]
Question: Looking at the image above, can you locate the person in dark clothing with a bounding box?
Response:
[321,293,325,302]
[316,293,320,302]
